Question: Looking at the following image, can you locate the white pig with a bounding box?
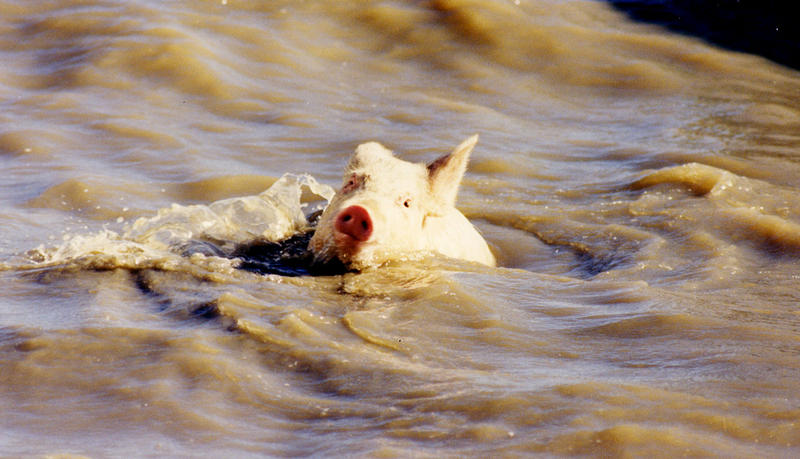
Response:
[308,135,496,270]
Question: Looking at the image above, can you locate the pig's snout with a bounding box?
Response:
[334,205,373,242]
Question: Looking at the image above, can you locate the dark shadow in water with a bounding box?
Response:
[231,232,348,277]
[607,0,799,70]
[177,230,349,277]
[574,250,631,278]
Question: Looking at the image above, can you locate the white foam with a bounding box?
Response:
[23,174,335,270]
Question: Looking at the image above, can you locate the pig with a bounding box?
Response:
[308,135,496,270]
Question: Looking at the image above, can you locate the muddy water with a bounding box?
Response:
[2,0,800,456]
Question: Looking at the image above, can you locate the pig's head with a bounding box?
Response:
[308,135,480,270]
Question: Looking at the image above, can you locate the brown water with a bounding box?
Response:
[2,0,800,456]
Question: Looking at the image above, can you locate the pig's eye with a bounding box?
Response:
[403,199,412,208]
[342,175,361,193]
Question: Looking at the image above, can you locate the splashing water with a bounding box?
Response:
[21,174,335,272]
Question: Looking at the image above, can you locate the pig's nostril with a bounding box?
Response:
[334,205,373,242]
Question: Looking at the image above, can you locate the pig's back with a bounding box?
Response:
[424,209,496,267]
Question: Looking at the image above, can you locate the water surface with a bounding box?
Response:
[2,0,800,456]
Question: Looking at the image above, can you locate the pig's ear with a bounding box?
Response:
[348,142,393,171]
[427,134,478,210]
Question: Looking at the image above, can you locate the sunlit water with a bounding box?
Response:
[2,1,800,456]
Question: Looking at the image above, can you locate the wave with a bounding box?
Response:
[13,174,333,273]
